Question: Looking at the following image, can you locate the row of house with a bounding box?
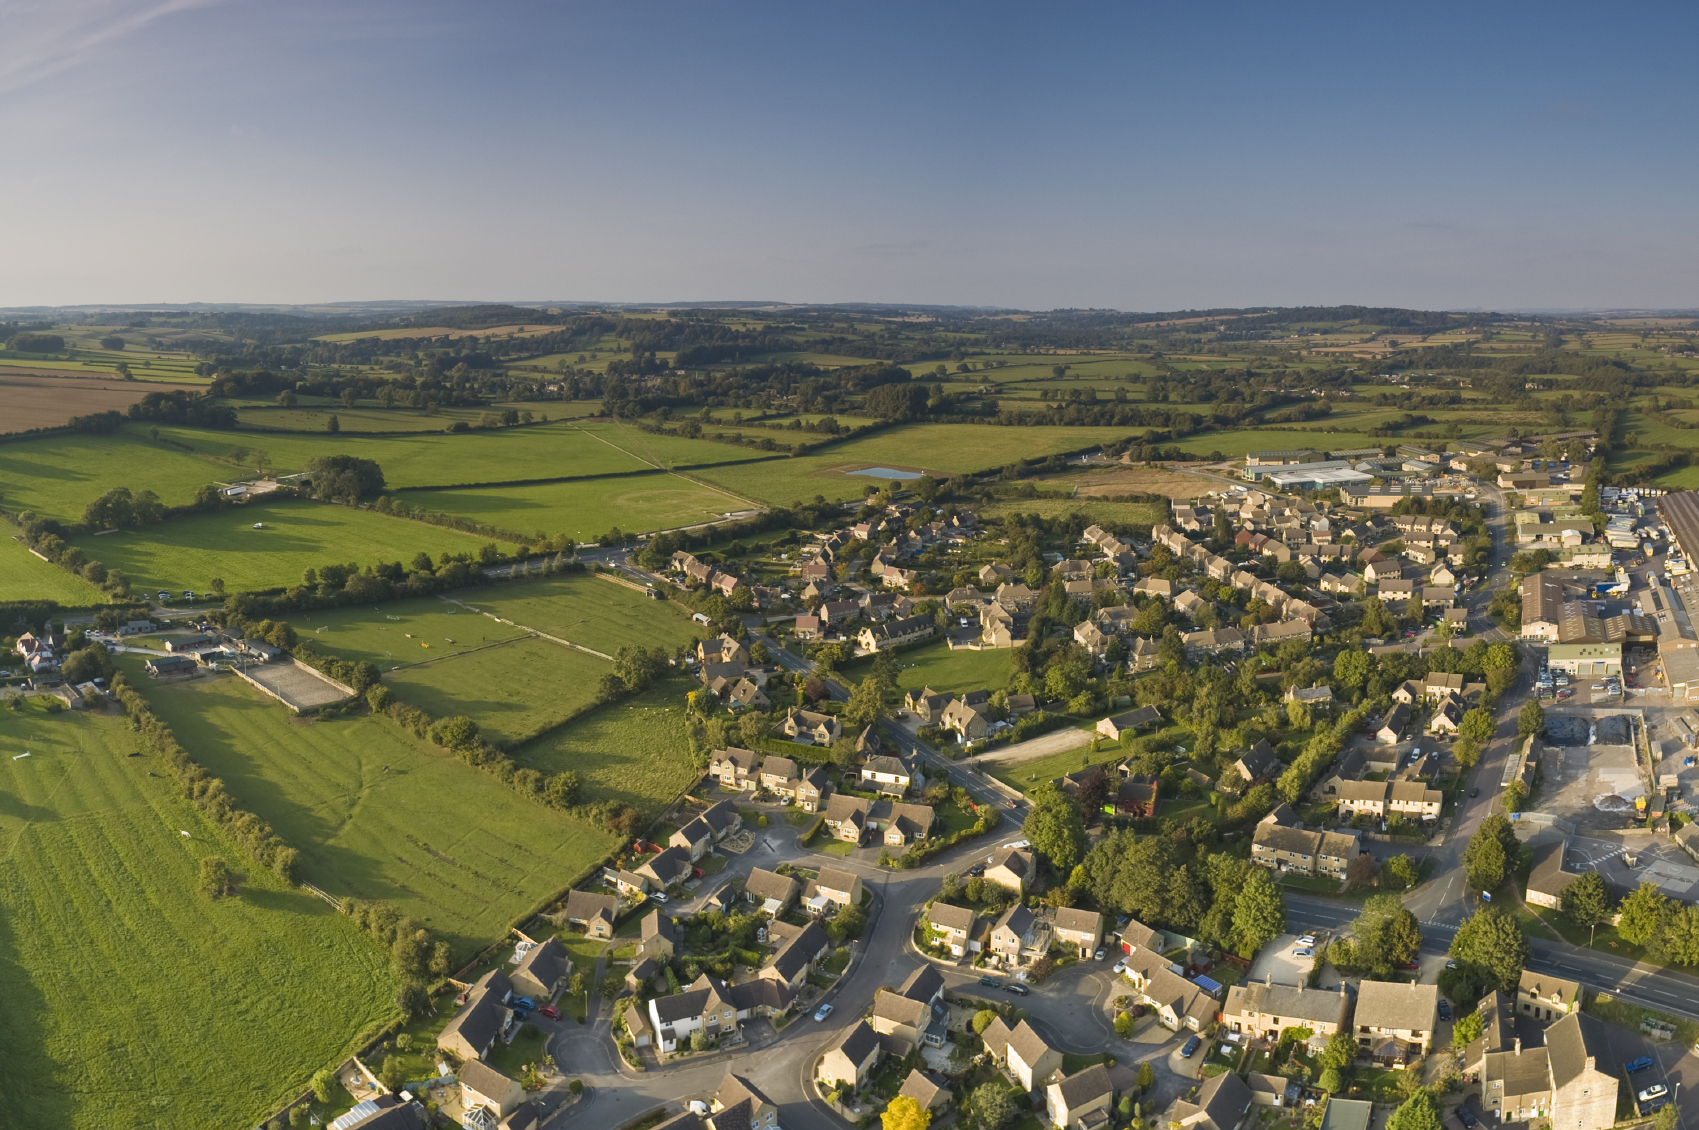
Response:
[1221,974,1440,1068]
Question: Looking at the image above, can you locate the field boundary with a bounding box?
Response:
[437,594,616,660]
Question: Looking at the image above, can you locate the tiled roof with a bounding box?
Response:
[1355,980,1438,1033]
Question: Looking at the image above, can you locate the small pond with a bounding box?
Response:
[847,466,924,480]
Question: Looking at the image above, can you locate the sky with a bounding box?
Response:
[1,0,1696,312]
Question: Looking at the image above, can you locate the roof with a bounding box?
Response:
[700,800,740,835]
[1006,1018,1053,1067]
[1182,1068,1254,1130]
[439,978,509,1056]
[1354,980,1439,1032]
[899,964,945,1003]
[831,1019,883,1065]
[1054,908,1102,936]
[1546,1010,1610,1089]
[1518,969,1582,1008]
[716,1071,776,1116]
[770,922,829,981]
[1054,1063,1114,1108]
[1225,981,1350,1027]
[459,1059,518,1098]
[1319,1099,1374,1130]
[898,1069,949,1110]
[816,866,859,895]
[514,936,569,988]
[1379,702,1410,733]
[744,867,798,903]
[987,847,1032,878]
[981,1015,1013,1058]
[873,987,929,1029]
[1527,840,1580,901]
[929,902,975,932]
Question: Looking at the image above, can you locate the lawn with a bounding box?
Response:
[0,535,107,605]
[987,742,1125,795]
[854,640,1013,696]
[134,673,618,956]
[0,428,234,522]
[512,677,702,819]
[400,473,748,542]
[293,595,528,670]
[0,703,396,1130]
[388,637,611,744]
[67,497,498,594]
[458,572,706,657]
[148,419,651,488]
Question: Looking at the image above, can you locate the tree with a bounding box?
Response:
[882,1095,931,1130]
[1654,1103,1679,1130]
[1382,854,1420,891]
[1137,1061,1154,1092]
[1318,1066,1344,1094]
[964,1081,1016,1130]
[972,1009,1000,1035]
[690,1029,711,1052]
[268,621,298,649]
[1452,734,1482,771]
[1115,1011,1137,1037]
[1463,814,1518,892]
[845,675,888,728]
[1334,648,1371,695]
[1229,866,1286,956]
[1451,1010,1485,1049]
[1385,1088,1442,1130]
[395,980,430,1019]
[1449,909,1529,993]
[1517,700,1545,738]
[1354,894,1422,976]
[1459,707,1496,744]
[1345,853,1378,891]
[199,855,237,898]
[1023,784,1088,873]
[311,1067,335,1103]
[1319,1029,1357,1071]
[305,454,384,503]
[1617,882,1671,947]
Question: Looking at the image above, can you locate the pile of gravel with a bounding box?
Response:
[1544,716,1592,746]
[1594,715,1633,746]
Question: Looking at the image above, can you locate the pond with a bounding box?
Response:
[847,466,924,480]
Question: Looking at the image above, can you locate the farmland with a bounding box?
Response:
[0,703,395,1130]
[67,497,495,593]
[456,572,706,657]
[291,596,527,669]
[0,535,106,606]
[0,372,205,433]
[513,677,700,817]
[401,474,748,542]
[574,419,781,469]
[0,430,231,522]
[231,400,606,432]
[387,636,611,744]
[135,673,618,954]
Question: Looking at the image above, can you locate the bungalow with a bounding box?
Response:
[1232,739,1281,788]
[858,614,934,652]
[1046,1064,1115,1130]
[781,708,842,745]
[438,970,513,1062]
[743,867,800,915]
[726,678,769,710]
[818,1021,884,1091]
[563,891,622,939]
[1096,705,1161,741]
[1053,908,1103,960]
[926,902,979,957]
[510,937,571,1001]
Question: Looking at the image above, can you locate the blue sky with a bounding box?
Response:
[2,0,1696,310]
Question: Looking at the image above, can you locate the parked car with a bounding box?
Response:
[1397,961,1420,972]
[1181,1035,1201,1058]
[1445,959,1459,969]
[1293,948,1314,959]
[1296,935,1316,947]
[1003,982,1029,996]
[1113,959,1128,974]
[1094,948,1107,961]
[1625,1057,1654,1074]
[538,1005,561,1020]
[650,890,668,902]
[1458,1106,1477,1128]
[512,996,536,1010]
[814,1003,834,1021]
[1438,1000,1451,1021]
[979,975,1001,988]
[1637,1085,1668,1104]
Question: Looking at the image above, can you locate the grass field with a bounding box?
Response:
[975,498,1166,525]
[67,498,496,593]
[456,572,706,656]
[233,401,607,432]
[400,474,749,542]
[0,430,232,522]
[0,703,396,1130]
[388,637,611,744]
[513,677,700,817]
[0,535,107,605]
[135,673,618,954]
[294,596,527,669]
[573,419,783,469]
[1167,430,1389,458]
[844,640,1013,696]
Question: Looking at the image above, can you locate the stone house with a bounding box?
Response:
[1046,1064,1114,1130]
[562,891,621,939]
[1222,978,1351,1048]
[510,937,571,1001]
[818,1021,883,1091]
[1052,908,1103,959]
[438,970,513,1061]
[743,867,800,915]
[980,1017,1062,1092]
[1354,980,1439,1066]
[983,847,1035,893]
[926,902,979,957]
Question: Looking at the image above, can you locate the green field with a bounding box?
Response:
[0,535,107,605]
[0,704,395,1130]
[573,419,784,469]
[387,637,611,744]
[876,641,1015,696]
[233,401,606,432]
[0,430,233,522]
[400,474,748,542]
[67,498,496,593]
[1166,430,1389,458]
[512,677,700,817]
[975,498,1167,525]
[456,572,706,656]
[294,596,526,669]
[135,673,617,954]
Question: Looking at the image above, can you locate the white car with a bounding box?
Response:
[689,1100,711,1116]
[1296,935,1316,947]
[1113,959,1127,974]
[1293,947,1314,959]
[1638,1085,1668,1104]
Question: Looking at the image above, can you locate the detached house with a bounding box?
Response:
[861,753,920,796]
[980,1017,1063,1092]
[563,890,622,939]
[983,847,1035,893]
[710,747,761,791]
[989,904,1048,967]
[926,902,979,957]
[818,1021,884,1091]
[1046,1064,1115,1130]
[439,970,514,1062]
[781,708,841,745]
[510,937,571,1001]
[743,867,800,916]
[1354,980,1439,1066]
[1053,908,1103,959]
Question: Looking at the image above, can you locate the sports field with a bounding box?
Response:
[0,535,107,605]
[296,597,526,670]
[0,430,229,522]
[136,674,618,954]
[512,677,700,817]
[401,474,747,542]
[0,703,395,1130]
[387,637,610,744]
[67,498,496,593]
[457,572,705,656]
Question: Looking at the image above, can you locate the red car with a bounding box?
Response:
[537,1005,561,1020]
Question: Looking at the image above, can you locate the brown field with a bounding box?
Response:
[1041,464,1212,500]
[314,324,561,343]
[0,373,204,433]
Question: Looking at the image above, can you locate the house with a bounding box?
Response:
[1232,739,1280,787]
[639,910,679,960]
[710,747,761,791]
[609,868,652,899]
[670,817,718,861]
[927,901,979,957]
[861,753,920,796]
[982,1017,1063,1092]
[438,970,513,1061]
[1284,684,1334,711]
[698,800,741,841]
[819,598,861,625]
[637,846,694,890]
[459,1061,526,1128]
[1354,980,1439,1065]
[1174,590,1206,619]
[626,957,661,995]
[1128,636,1162,672]
[726,678,770,710]
[1428,700,1463,736]
[1121,945,1217,1032]
[940,697,992,742]
[699,635,749,666]
[711,1071,781,1130]
[980,562,1014,585]
[823,793,873,844]
[1252,619,1312,646]
[744,867,800,915]
[1247,1073,1297,1109]
[1183,627,1246,658]
[882,801,936,846]
[1096,705,1162,741]
[818,1020,884,1090]
[871,987,936,1052]
[795,766,832,812]
[1376,702,1410,744]
[1250,820,1361,880]
[510,937,571,1001]
[781,708,842,745]
[1134,577,1173,601]
[1114,773,1160,817]
[1222,978,1352,1048]
[1073,619,1109,657]
[905,686,954,724]
[1053,908,1103,959]
[1046,1063,1115,1130]
[1518,970,1582,1021]
[758,755,800,796]
[793,614,822,640]
[563,890,622,938]
[1479,1011,1617,1130]
[858,614,934,652]
[812,867,862,911]
[897,1070,952,1115]
[1170,1069,1254,1130]
[1526,841,1582,909]
[989,904,1048,966]
[647,974,796,1053]
[762,922,830,990]
[983,847,1035,893]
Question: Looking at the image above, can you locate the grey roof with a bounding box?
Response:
[716,1071,776,1116]
[1546,1010,1610,1089]
[439,975,510,1056]
[994,903,1036,940]
[832,1019,884,1065]
[651,985,715,1024]
[726,977,794,1013]
[899,964,945,1003]
[1053,908,1102,937]
[641,846,694,885]
[675,817,714,844]
[514,936,569,989]
[1486,1045,1553,1099]
[929,902,975,932]
[769,922,829,981]
[744,867,798,904]
[1055,1062,1113,1108]
[1355,980,1438,1032]
[898,1069,949,1110]
[459,1059,518,1099]
[1189,1068,1253,1130]
[816,866,859,895]
[873,988,929,1029]
[1527,840,1581,902]
[1006,1019,1053,1067]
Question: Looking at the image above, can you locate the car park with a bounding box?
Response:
[814,1003,834,1021]
[1181,1035,1201,1058]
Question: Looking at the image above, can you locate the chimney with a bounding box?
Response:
[1514,1038,1521,1056]
[1267,973,1273,986]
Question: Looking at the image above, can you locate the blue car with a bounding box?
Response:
[1625,1056,1654,1074]
[1181,1035,1201,1058]
[512,996,536,1010]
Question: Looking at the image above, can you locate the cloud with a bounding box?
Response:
[0,0,221,97]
